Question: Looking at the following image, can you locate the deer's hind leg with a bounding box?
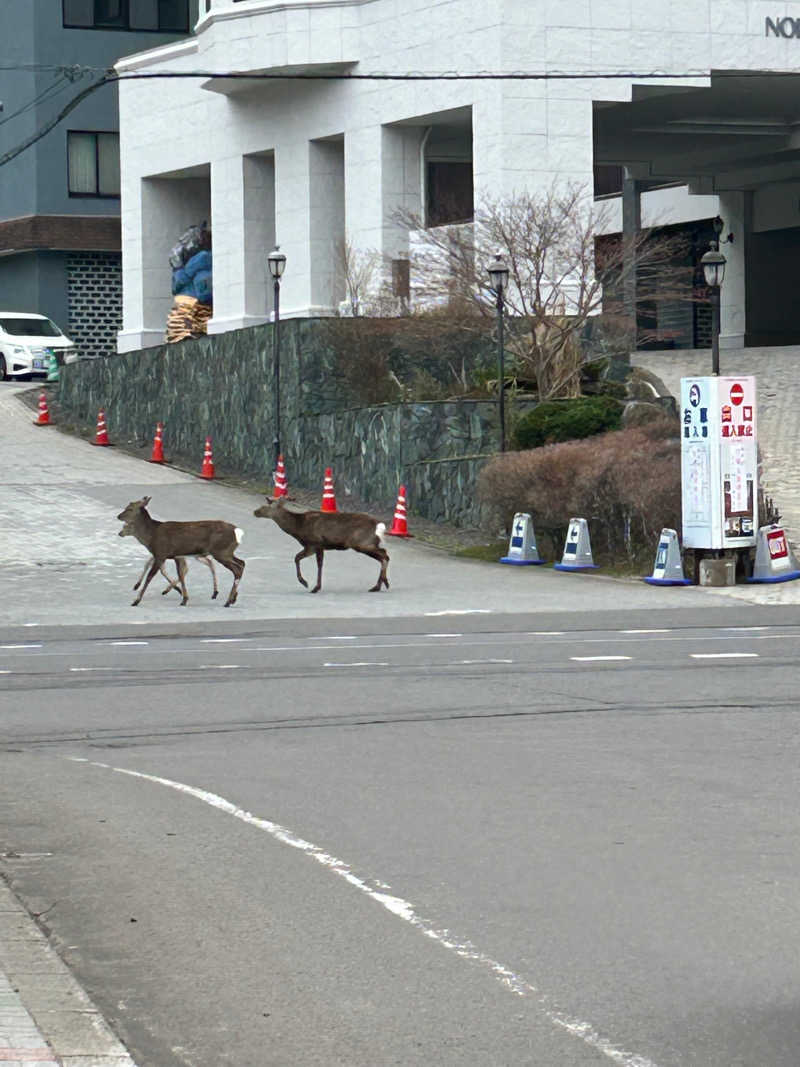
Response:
[356,547,390,592]
[216,555,245,607]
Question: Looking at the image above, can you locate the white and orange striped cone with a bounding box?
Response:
[200,436,215,480]
[321,467,337,512]
[149,422,166,464]
[273,455,288,498]
[387,485,413,537]
[91,408,111,446]
[33,392,51,427]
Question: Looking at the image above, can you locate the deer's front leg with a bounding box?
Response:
[294,546,314,588]
[132,559,161,606]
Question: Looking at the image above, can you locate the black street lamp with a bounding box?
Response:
[267,245,286,474]
[487,252,510,453]
[701,220,727,376]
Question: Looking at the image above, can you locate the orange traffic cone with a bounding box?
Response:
[149,422,166,464]
[33,392,51,427]
[273,455,288,498]
[91,408,111,446]
[321,467,337,512]
[388,485,413,537]
[200,436,215,479]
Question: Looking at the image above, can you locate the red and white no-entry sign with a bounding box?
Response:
[730,382,744,406]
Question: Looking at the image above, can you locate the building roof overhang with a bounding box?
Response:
[594,71,800,193]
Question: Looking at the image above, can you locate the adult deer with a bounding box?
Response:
[117,497,244,607]
[253,497,389,593]
[119,520,219,599]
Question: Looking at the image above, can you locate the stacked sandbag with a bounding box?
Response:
[166,294,211,343]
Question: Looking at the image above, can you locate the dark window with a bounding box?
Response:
[63,0,189,31]
[68,132,120,197]
[426,162,473,228]
[593,164,624,198]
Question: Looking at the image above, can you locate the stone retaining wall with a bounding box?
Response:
[57,320,514,528]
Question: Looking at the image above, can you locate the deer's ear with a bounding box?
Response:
[142,495,151,507]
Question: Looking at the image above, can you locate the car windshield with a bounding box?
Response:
[0,317,62,337]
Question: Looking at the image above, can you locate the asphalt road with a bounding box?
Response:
[3,384,800,1066]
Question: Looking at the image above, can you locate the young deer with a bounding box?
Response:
[117,497,244,607]
[253,497,389,593]
[119,520,219,599]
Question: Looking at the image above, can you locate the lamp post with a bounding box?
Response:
[487,252,510,453]
[267,245,286,474]
[701,223,727,376]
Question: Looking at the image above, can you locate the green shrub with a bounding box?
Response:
[513,395,623,449]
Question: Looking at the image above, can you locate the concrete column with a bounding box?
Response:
[718,190,748,350]
[273,138,314,317]
[243,153,276,321]
[309,139,344,313]
[119,173,210,352]
[208,156,247,335]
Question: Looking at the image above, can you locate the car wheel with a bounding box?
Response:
[0,356,7,382]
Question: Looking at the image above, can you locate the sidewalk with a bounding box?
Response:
[0,880,136,1067]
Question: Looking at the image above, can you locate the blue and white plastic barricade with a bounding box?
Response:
[554,517,598,571]
[500,513,546,565]
[643,528,691,585]
[747,524,800,583]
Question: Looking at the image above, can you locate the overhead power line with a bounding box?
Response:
[2,63,800,169]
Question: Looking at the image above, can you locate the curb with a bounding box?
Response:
[0,879,138,1066]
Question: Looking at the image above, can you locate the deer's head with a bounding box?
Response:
[253,497,285,520]
[117,496,151,524]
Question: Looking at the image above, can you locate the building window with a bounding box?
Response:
[593,164,624,198]
[68,132,120,198]
[426,162,473,228]
[63,0,190,31]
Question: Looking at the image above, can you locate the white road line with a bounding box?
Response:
[110,641,149,646]
[201,638,247,644]
[70,667,113,672]
[723,626,770,631]
[425,610,492,616]
[527,631,565,636]
[571,656,632,662]
[426,633,462,638]
[0,671,10,675]
[71,759,660,1067]
[199,664,242,670]
[0,644,42,650]
[324,662,390,668]
[313,636,357,640]
[690,652,760,659]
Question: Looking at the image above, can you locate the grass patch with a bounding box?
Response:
[455,541,510,562]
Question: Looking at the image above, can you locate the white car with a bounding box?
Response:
[0,313,78,381]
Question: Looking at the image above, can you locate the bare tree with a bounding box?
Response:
[396,183,692,400]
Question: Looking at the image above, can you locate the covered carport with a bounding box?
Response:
[594,72,800,349]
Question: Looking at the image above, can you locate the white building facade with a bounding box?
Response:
[116,0,800,353]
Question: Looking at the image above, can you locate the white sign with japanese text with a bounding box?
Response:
[680,376,758,549]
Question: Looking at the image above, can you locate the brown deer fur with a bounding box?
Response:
[117,497,244,607]
[253,497,389,593]
[119,520,219,599]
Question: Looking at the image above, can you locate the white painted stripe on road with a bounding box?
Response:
[425,610,492,616]
[70,667,113,672]
[199,664,242,670]
[527,631,565,636]
[324,662,390,668]
[71,759,659,1067]
[110,641,149,646]
[571,656,632,662]
[722,626,770,631]
[0,671,10,675]
[314,635,357,640]
[426,633,462,638]
[690,652,759,659]
[0,644,42,650]
[201,638,247,644]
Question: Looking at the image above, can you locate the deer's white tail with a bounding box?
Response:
[235,527,244,544]
[375,522,386,543]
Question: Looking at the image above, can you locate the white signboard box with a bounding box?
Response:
[680,376,758,550]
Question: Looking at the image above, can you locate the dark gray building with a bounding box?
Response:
[0,0,198,359]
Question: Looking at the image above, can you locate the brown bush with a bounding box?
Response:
[478,417,681,565]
